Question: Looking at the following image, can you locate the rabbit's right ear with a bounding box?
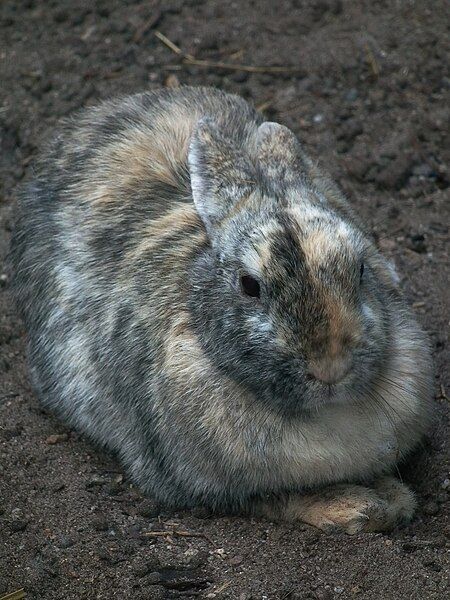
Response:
[188,118,255,237]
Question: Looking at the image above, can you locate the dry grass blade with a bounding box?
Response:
[256,99,273,112]
[364,43,380,77]
[214,581,231,594]
[155,31,194,59]
[155,30,302,74]
[182,57,301,74]
[0,590,26,600]
[133,9,162,43]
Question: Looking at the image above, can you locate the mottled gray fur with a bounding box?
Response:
[9,87,433,529]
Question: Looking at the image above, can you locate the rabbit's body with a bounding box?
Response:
[10,88,432,530]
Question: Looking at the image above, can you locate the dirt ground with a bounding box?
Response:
[0,1,449,599]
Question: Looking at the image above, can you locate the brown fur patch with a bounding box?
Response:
[126,203,204,262]
[164,313,196,367]
[322,294,361,355]
[98,129,181,195]
[217,193,253,227]
[85,105,201,208]
[300,229,331,267]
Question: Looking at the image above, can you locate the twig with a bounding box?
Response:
[256,100,273,112]
[155,31,195,60]
[181,57,302,74]
[228,49,244,60]
[155,31,302,74]
[408,539,439,545]
[214,581,231,595]
[0,590,25,600]
[439,384,448,401]
[142,529,214,544]
[365,43,380,77]
[133,9,162,43]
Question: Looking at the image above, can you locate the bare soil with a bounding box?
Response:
[0,1,449,599]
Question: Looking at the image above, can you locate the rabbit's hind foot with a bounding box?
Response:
[256,476,416,534]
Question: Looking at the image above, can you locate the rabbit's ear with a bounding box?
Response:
[256,121,306,183]
[188,117,255,236]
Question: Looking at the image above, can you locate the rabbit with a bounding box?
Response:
[9,87,433,533]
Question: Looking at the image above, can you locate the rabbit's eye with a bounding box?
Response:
[240,274,261,299]
[360,262,365,281]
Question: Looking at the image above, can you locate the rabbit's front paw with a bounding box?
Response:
[280,477,416,534]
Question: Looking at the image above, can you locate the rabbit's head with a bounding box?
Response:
[187,118,398,414]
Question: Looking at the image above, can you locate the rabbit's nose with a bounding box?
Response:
[308,354,353,384]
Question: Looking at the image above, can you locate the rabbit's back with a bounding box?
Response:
[9,88,260,446]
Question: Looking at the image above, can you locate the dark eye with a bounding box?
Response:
[360,262,365,280]
[240,274,261,299]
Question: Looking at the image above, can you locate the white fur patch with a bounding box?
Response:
[362,303,375,323]
[386,259,400,285]
[247,315,273,334]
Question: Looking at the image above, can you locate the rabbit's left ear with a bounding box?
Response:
[256,121,306,183]
[188,117,255,237]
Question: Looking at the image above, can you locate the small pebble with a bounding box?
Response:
[378,238,396,252]
[45,433,69,445]
[57,534,75,548]
[345,88,358,102]
[53,9,69,23]
[0,356,10,372]
[165,74,180,88]
[422,501,439,516]
[10,518,28,532]
[97,6,110,18]
[387,206,400,219]
[423,560,442,572]
[97,548,122,564]
[138,499,160,518]
[146,571,162,585]
[85,475,107,489]
[231,71,249,83]
[165,2,183,15]
[431,535,447,548]
[128,523,142,538]
[337,119,363,142]
[412,163,434,178]
[2,425,23,440]
[315,589,333,600]
[133,560,160,578]
[106,481,123,496]
[92,515,109,531]
[407,233,427,253]
[184,549,208,569]
[191,506,211,519]
[51,483,66,493]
